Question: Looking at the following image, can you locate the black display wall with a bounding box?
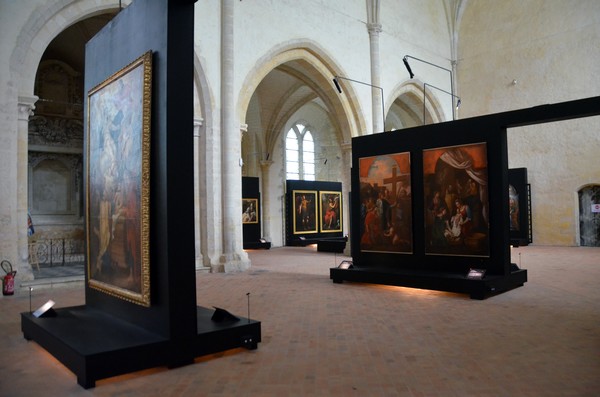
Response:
[509,168,532,246]
[21,0,260,388]
[332,95,600,299]
[242,176,270,249]
[286,180,344,246]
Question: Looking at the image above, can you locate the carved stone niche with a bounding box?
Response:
[34,60,83,118]
[28,153,82,216]
[30,60,84,150]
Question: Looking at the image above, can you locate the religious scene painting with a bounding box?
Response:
[319,191,342,232]
[293,190,317,234]
[242,198,258,224]
[509,184,520,231]
[423,142,490,257]
[86,51,152,306]
[359,153,412,253]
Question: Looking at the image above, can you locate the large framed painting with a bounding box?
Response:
[293,190,318,234]
[319,191,342,232]
[86,51,152,306]
[242,198,258,224]
[359,153,412,253]
[423,142,489,257]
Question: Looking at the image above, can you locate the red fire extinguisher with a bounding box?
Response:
[1,260,16,296]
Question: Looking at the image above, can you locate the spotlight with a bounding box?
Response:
[402,56,415,79]
[337,260,353,269]
[332,75,385,131]
[332,77,342,93]
[423,83,461,123]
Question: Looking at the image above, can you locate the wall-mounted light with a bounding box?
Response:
[332,75,385,132]
[423,83,461,124]
[403,55,458,120]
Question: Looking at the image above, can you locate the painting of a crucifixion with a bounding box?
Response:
[359,152,412,254]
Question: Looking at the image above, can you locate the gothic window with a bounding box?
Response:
[285,123,315,181]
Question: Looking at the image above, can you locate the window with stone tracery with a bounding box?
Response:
[285,123,315,181]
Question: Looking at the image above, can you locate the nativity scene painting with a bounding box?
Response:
[423,142,490,257]
[359,153,412,254]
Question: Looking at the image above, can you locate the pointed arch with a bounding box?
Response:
[237,40,367,158]
[387,81,446,129]
[11,0,129,96]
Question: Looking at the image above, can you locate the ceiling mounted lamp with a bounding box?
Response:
[332,75,385,131]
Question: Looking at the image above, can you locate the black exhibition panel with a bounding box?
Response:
[332,95,600,299]
[285,179,346,251]
[508,168,532,246]
[242,176,270,249]
[21,0,260,388]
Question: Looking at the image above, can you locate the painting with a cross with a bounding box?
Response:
[359,153,412,253]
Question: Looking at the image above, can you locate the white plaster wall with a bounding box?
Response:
[194,0,454,134]
[458,0,600,245]
[380,0,456,121]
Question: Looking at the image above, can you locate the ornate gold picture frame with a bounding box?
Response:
[293,190,318,234]
[319,191,342,233]
[242,198,258,224]
[86,51,152,306]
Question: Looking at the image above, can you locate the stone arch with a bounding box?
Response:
[12,0,129,96]
[192,53,221,268]
[237,40,367,157]
[387,81,446,129]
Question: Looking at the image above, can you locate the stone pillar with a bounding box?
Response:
[259,160,273,242]
[367,0,383,133]
[17,95,38,282]
[219,0,249,272]
[341,142,353,256]
[193,118,209,272]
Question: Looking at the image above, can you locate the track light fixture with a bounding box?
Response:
[403,55,459,120]
[402,56,414,79]
[423,83,461,124]
[332,75,385,131]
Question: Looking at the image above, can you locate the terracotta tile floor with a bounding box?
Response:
[1,245,599,396]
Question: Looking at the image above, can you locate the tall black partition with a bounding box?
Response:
[21,0,260,388]
[286,180,345,248]
[332,95,600,299]
[509,168,532,246]
[242,176,270,249]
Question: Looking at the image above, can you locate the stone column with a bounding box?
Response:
[341,142,352,256]
[367,0,383,133]
[17,95,38,282]
[219,0,249,271]
[259,160,273,242]
[193,118,209,272]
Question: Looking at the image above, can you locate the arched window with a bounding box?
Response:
[286,123,315,181]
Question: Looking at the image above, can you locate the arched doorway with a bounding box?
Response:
[578,184,600,247]
[28,13,118,272]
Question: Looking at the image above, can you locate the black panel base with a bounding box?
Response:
[317,239,347,253]
[330,267,527,300]
[243,241,271,249]
[21,306,261,388]
[510,238,530,247]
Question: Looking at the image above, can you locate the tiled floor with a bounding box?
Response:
[33,262,85,279]
[1,245,599,396]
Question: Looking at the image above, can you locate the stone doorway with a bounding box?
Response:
[578,185,600,247]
